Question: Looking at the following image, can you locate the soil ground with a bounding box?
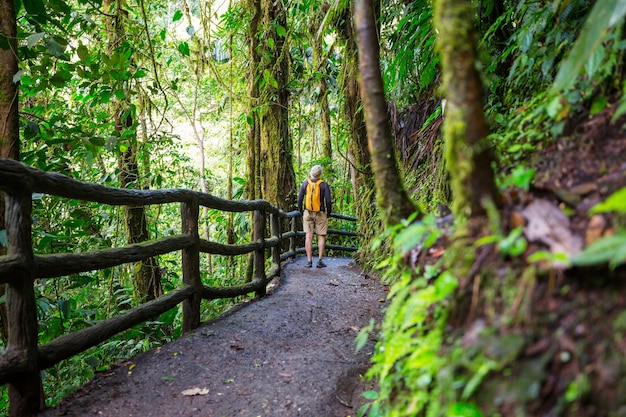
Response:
[38,256,388,417]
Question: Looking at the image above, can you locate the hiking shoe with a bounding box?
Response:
[316,259,327,268]
[306,260,313,268]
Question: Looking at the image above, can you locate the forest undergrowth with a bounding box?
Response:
[359,101,626,417]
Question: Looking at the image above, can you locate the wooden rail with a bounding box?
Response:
[0,158,358,416]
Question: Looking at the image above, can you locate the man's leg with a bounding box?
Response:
[305,232,314,262]
[303,210,314,267]
[318,234,326,260]
[316,212,329,267]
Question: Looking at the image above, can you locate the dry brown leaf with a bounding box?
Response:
[181,387,210,396]
[523,199,582,267]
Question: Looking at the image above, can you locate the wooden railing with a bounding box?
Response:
[0,157,357,416]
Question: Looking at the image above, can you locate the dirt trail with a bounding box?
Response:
[39,257,387,417]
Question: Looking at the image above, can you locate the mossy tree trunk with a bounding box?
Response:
[105,0,162,303]
[258,0,296,211]
[308,4,333,175]
[1,1,45,412]
[434,0,499,220]
[0,0,20,345]
[245,0,262,202]
[335,1,378,259]
[354,0,418,226]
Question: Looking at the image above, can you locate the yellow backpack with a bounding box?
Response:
[305,179,323,212]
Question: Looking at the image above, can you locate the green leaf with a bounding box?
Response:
[590,95,608,115]
[178,41,190,57]
[77,44,88,62]
[590,187,626,214]
[45,38,68,60]
[172,10,183,22]
[12,70,24,83]
[267,37,274,49]
[611,94,626,123]
[24,0,47,24]
[276,24,287,37]
[27,32,45,48]
[448,402,483,417]
[551,0,626,93]
[89,137,106,146]
[99,91,113,104]
[572,233,626,269]
[361,390,379,400]
[58,299,72,320]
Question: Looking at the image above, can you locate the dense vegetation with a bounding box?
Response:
[1,0,625,415]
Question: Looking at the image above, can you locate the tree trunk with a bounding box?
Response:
[354,0,418,226]
[245,0,262,202]
[0,0,21,345]
[308,8,333,174]
[434,0,499,219]
[1,1,45,413]
[105,0,162,302]
[335,3,375,222]
[258,0,296,211]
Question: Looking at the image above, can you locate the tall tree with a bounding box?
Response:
[245,0,262,202]
[434,0,498,219]
[334,2,375,222]
[104,0,162,302]
[1,0,44,413]
[308,2,333,174]
[257,0,296,210]
[354,0,418,226]
[0,0,20,345]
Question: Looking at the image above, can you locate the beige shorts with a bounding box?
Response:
[303,210,328,236]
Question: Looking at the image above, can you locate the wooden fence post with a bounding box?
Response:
[5,189,42,416]
[181,197,201,332]
[270,213,281,275]
[290,216,297,256]
[253,210,266,297]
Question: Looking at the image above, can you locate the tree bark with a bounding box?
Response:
[1,1,45,413]
[105,0,162,302]
[245,0,262,202]
[434,0,499,219]
[335,3,375,222]
[258,0,296,211]
[354,0,418,226]
[0,0,20,345]
[308,6,333,174]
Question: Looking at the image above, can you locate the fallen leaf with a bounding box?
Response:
[585,214,606,245]
[523,199,582,267]
[181,387,209,396]
[428,247,445,257]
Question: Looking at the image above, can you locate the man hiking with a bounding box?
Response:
[297,165,332,268]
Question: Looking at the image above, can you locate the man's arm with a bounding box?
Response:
[323,182,332,216]
[297,180,307,213]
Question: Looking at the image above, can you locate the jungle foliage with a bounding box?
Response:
[1,0,626,414]
[358,0,626,416]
